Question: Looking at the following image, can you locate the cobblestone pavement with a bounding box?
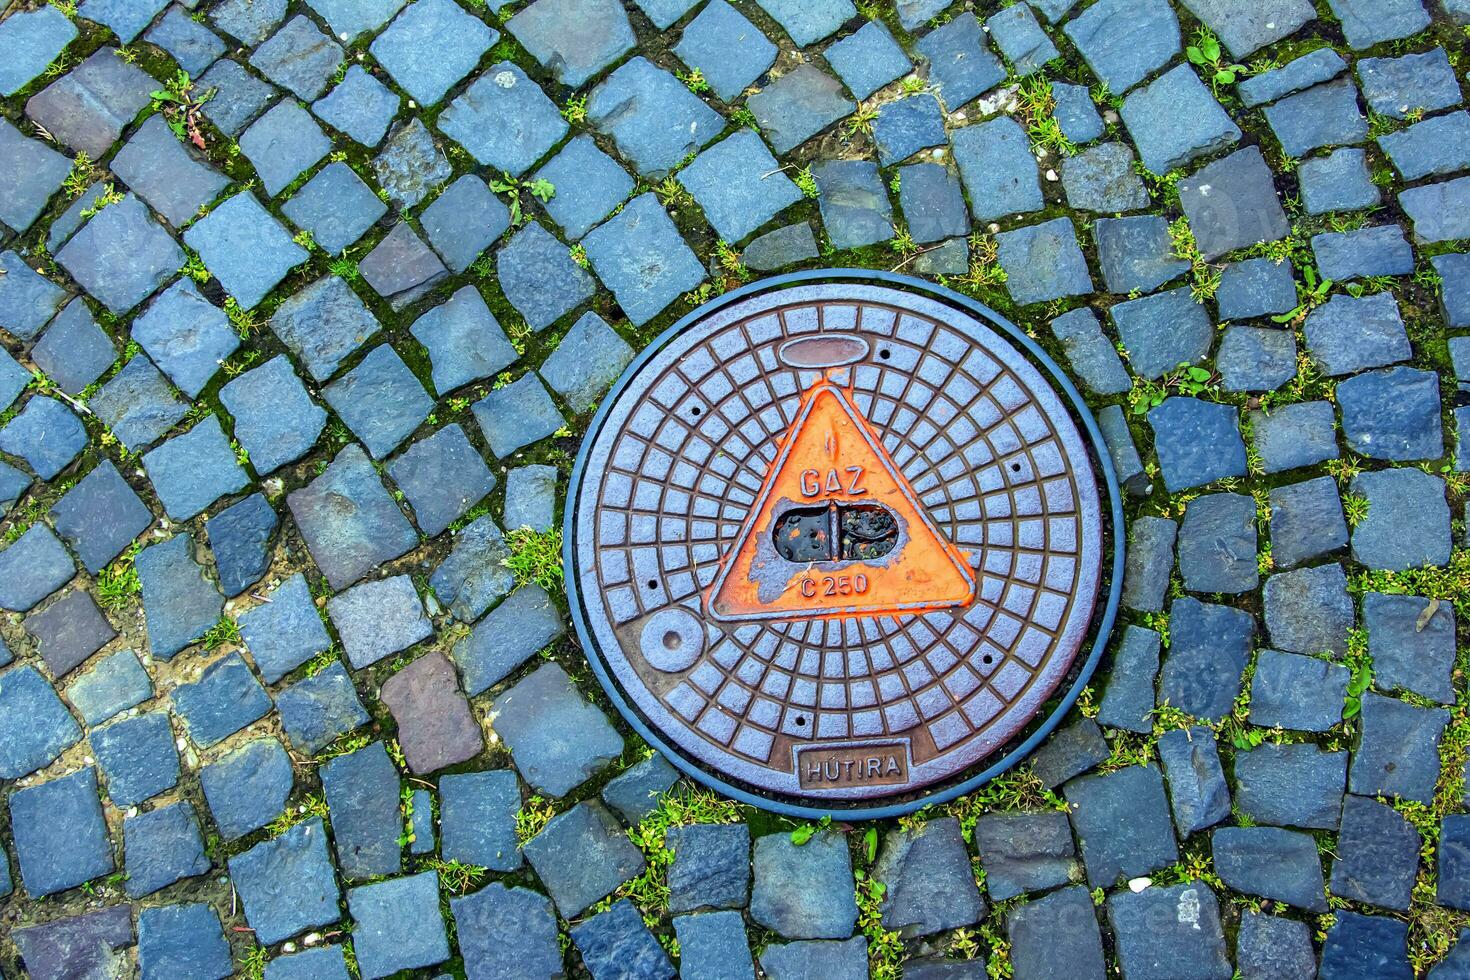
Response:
[2,0,1470,976]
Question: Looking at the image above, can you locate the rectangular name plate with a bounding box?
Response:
[795,741,911,790]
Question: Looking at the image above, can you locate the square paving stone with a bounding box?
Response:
[410,285,517,395]
[322,344,433,459]
[760,937,866,980]
[0,524,74,613]
[321,740,401,877]
[0,663,81,779]
[240,100,332,199]
[1236,912,1317,979]
[111,115,229,228]
[1097,626,1162,734]
[1178,147,1288,260]
[371,0,495,107]
[1235,742,1346,830]
[747,63,854,155]
[57,195,184,316]
[229,817,341,945]
[897,162,969,244]
[131,279,239,398]
[185,191,309,309]
[973,810,1081,901]
[11,906,137,980]
[492,662,623,796]
[1381,111,1470,181]
[65,649,152,727]
[540,311,634,414]
[450,581,562,690]
[359,221,447,309]
[282,162,386,256]
[439,62,568,175]
[674,911,755,980]
[439,769,521,870]
[389,423,496,536]
[420,175,511,273]
[1094,215,1185,294]
[25,48,155,159]
[1063,0,1179,94]
[601,753,679,824]
[0,5,77,97]
[1268,475,1348,568]
[142,415,249,520]
[31,299,115,394]
[750,829,858,939]
[1062,142,1149,214]
[1121,64,1241,174]
[452,883,564,980]
[348,873,449,979]
[1298,147,1380,215]
[137,903,232,980]
[916,12,1004,110]
[238,573,331,683]
[1263,562,1354,656]
[873,94,946,167]
[574,899,677,979]
[1263,79,1368,158]
[533,137,631,243]
[589,57,724,175]
[987,3,1059,75]
[0,395,86,480]
[472,372,566,458]
[1399,175,1470,243]
[145,7,225,76]
[754,0,853,46]
[136,533,221,659]
[680,129,801,243]
[305,0,407,39]
[1122,516,1176,613]
[1064,765,1178,888]
[381,650,484,774]
[0,251,65,342]
[1320,910,1411,978]
[91,712,179,806]
[667,822,751,914]
[312,65,399,147]
[1249,401,1338,475]
[505,464,556,532]
[276,661,370,754]
[26,589,116,678]
[1006,886,1105,980]
[250,15,342,101]
[507,0,635,88]
[1313,224,1415,281]
[1052,81,1104,144]
[89,354,188,451]
[269,275,380,382]
[173,652,272,747]
[199,58,278,136]
[1350,691,1449,804]
[996,218,1093,305]
[288,444,419,590]
[201,737,292,839]
[1217,325,1296,392]
[1160,597,1254,721]
[1249,648,1348,733]
[1332,795,1420,911]
[77,0,167,42]
[0,118,72,234]
[1364,591,1456,704]
[674,0,779,103]
[0,462,29,516]
[220,355,326,475]
[1180,0,1314,57]
[0,350,28,416]
[498,221,595,331]
[372,118,451,211]
[587,192,710,324]
[123,801,211,899]
[1177,493,1256,594]
[1303,292,1410,377]
[952,117,1042,221]
[1148,397,1246,492]
[11,767,114,897]
[1358,47,1460,119]
[1030,717,1110,789]
[1350,467,1452,570]
[1328,0,1429,48]
[1212,826,1326,912]
[812,159,894,250]
[873,817,984,936]
[207,493,279,596]
[328,574,432,669]
[1108,883,1230,980]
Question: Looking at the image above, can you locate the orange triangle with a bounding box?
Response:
[706,380,976,623]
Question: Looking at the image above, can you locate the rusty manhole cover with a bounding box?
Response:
[566,273,1122,817]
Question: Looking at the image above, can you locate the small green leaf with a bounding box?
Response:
[1186,46,1205,65]
[864,826,878,863]
[1187,366,1211,383]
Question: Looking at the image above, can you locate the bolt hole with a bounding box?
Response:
[879,348,891,360]
[795,715,807,726]
[662,630,682,651]
[983,654,994,665]
[691,406,702,416]
[1010,462,1022,473]
[646,579,658,590]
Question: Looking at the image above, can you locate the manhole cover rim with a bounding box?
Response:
[563,269,1126,820]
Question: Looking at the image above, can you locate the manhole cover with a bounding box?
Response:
[567,273,1122,817]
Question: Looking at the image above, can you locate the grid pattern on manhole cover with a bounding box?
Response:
[571,282,1105,804]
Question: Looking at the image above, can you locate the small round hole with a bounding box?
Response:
[691,406,702,416]
[982,654,994,665]
[662,630,682,651]
[879,348,891,360]
[795,715,807,726]
[1010,462,1022,473]
[646,579,658,590]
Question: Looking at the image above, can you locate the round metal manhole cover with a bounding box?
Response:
[566,272,1122,817]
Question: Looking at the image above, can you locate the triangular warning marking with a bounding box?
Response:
[706,380,976,623]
